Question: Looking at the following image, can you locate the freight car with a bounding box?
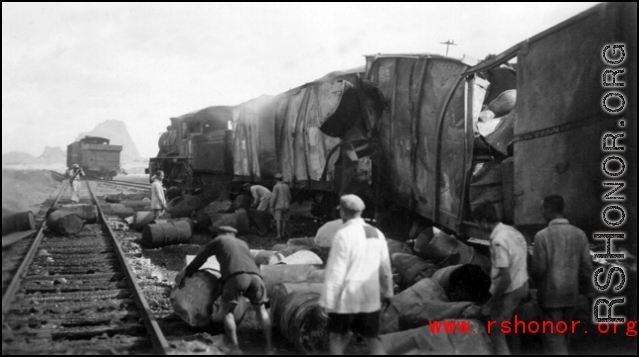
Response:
[148,3,636,253]
[67,136,123,180]
[362,2,636,250]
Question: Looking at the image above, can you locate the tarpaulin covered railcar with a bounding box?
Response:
[365,54,488,234]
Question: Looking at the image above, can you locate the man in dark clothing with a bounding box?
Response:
[531,195,593,355]
[178,226,273,355]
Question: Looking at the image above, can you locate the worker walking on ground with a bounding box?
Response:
[68,164,85,203]
[531,195,593,355]
[178,226,273,355]
[319,194,393,355]
[473,202,529,355]
[270,173,291,239]
[151,170,167,220]
[244,183,272,211]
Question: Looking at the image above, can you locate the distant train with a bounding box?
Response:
[149,2,636,249]
[67,136,123,180]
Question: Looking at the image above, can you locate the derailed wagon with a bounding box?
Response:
[360,2,636,248]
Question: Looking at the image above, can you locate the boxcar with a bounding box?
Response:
[67,136,123,180]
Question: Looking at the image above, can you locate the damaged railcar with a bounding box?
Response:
[231,68,386,215]
[462,1,637,243]
[148,67,386,215]
[362,2,636,247]
[362,53,489,236]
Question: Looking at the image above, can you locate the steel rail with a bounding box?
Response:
[1,180,70,322]
[85,177,171,355]
[90,179,151,190]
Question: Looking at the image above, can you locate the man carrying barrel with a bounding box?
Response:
[270,173,291,239]
[151,170,167,220]
[473,202,529,355]
[243,183,272,212]
[68,164,85,203]
[178,226,273,355]
[319,194,394,355]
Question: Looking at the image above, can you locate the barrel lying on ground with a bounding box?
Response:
[170,269,248,327]
[391,253,439,289]
[209,209,250,235]
[46,211,84,236]
[278,250,323,265]
[129,211,155,231]
[192,200,233,231]
[105,195,121,203]
[414,227,491,272]
[387,239,413,257]
[250,250,285,266]
[380,320,492,355]
[142,220,193,248]
[431,264,491,303]
[167,195,206,219]
[260,265,322,294]
[2,211,36,236]
[108,204,136,219]
[53,205,99,223]
[381,277,480,333]
[269,283,329,355]
[381,278,448,334]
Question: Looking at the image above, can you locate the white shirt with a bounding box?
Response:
[319,218,394,314]
[489,222,529,294]
[151,180,166,210]
[250,185,272,204]
[314,219,344,248]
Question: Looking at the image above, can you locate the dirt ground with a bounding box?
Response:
[2,168,65,215]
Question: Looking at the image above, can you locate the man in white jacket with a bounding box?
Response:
[319,194,393,355]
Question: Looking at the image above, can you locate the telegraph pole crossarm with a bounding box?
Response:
[440,40,457,56]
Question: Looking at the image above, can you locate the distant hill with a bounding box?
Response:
[37,146,66,164]
[2,151,36,165]
[75,120,141,162]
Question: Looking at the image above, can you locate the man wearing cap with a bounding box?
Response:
[178,226,273,355]
[270,173,291,239]
[243,183,272,212]
[151,170,167,220]
[68,164,85,203]
[319,194,393,355]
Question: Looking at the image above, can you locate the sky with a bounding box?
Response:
[2,2,600,159]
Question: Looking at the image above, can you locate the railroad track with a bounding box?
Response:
[90,179,151,191]
[1,179,169,355]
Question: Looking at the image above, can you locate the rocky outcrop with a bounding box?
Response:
[37,146,66,164]
[76,119,141,162]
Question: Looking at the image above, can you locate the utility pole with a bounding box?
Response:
[440,40,457,56]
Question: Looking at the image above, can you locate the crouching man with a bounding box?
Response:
[319,195,394,355]
[177,226,273,355]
